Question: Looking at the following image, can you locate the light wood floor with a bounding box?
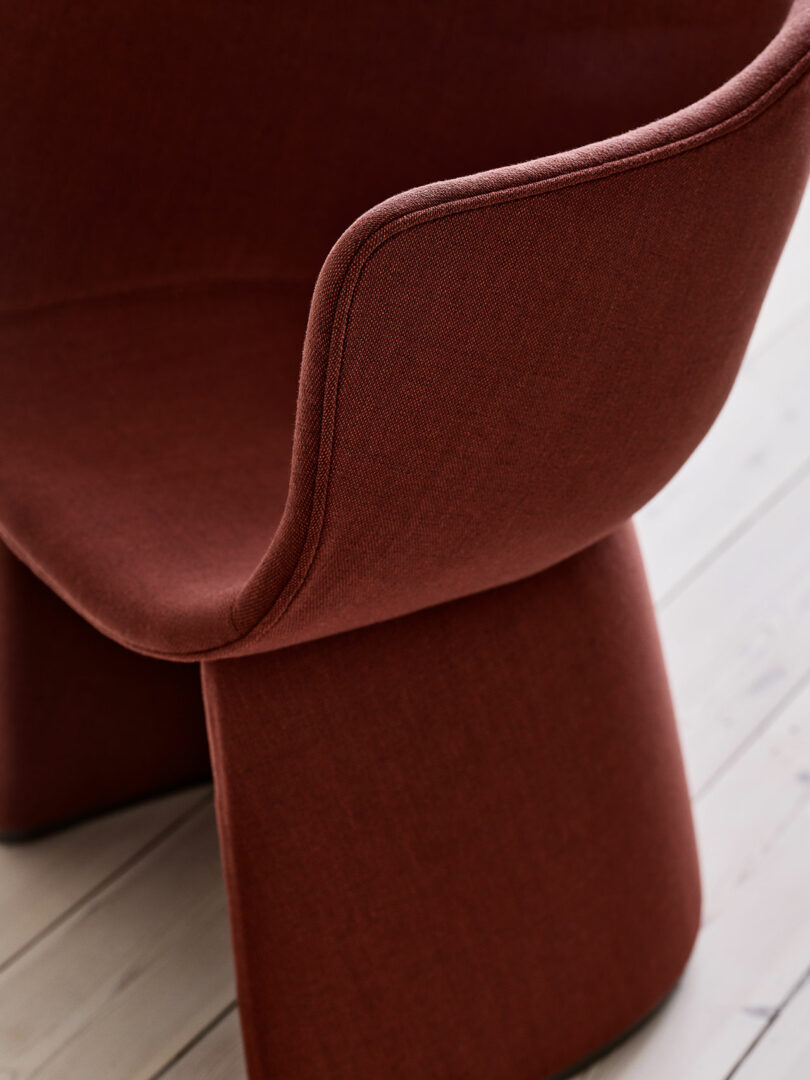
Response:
[1,191,809,1080]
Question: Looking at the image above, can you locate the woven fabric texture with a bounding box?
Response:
[0,0,808,658]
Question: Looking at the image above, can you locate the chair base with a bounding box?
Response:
[550,983,676,1080]
[203,522,701,1080]
[0,542,210,836]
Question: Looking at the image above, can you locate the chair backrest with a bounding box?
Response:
[1,1,792,313]
[228,0,810,656]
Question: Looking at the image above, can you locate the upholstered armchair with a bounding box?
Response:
[2,2,809,1076]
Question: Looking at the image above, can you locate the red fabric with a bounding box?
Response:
[0,284,308,652]
[0,8,808,1076]
[0,1,792,309]
[0,543,208,834]
[0,1,807,658]
[204,524,701,1080]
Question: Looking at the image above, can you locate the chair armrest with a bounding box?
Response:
[226,2,810,656]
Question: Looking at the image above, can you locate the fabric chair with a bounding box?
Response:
[2,2,809,1076]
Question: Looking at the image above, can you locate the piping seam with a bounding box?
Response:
[236,42,810,651]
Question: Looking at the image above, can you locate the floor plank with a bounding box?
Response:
[0,787,208,971]
[694,675,810,926]
[658,464,810,795]
[637,305,810,605]
[0,803,234,1080]
[159,1008,247,1080]
[584,681,810,1080]
[729,972,810,1080]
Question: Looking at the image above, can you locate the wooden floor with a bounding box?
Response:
[1,193,809,1080]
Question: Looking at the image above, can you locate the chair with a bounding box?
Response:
[2,2,809,1076]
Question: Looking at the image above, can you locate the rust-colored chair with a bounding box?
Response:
[2,3,809,1077]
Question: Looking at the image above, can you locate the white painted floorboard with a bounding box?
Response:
[0,193,807,1079]
[730,972,810,1080]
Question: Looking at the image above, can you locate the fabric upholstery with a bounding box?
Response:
[203,523,701,1080]
[2,7,807,1076]
[0,542,208,834]
[0,1,793,308]
[1,1,808,658]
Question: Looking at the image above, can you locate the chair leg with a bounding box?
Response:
[0,542,209,837]
[203,521,701,1080]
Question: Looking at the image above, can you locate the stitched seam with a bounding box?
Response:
[235,42,810,650]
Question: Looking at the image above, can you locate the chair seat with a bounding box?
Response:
[0,280,310,653]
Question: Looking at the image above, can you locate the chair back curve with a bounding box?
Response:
[0,0,794,313]
[228,0,810,658]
